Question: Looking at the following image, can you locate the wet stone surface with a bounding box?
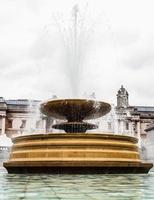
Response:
[0,167,154,200]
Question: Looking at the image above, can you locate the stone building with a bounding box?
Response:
[115,86,154,148]
[0,97,46,139]
[0,97,52,161]
[0,86,154,152]
[95,85,154,161]
[145,124,154,163]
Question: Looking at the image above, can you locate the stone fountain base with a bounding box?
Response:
[4,162,151,174]
[3,133,153,173]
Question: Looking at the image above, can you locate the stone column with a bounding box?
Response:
[131,121,135,137]
[1,115,6,135]
[114,118,118,134]
[129,122,132,136]
[120,120,124,135]
[117,119,120,134]
[137,121,141,147]
[118,120,121,134]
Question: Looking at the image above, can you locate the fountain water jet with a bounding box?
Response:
[54,4,94,97]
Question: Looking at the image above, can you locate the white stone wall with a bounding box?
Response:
[0,118,2,129]
[12,118,22,129]
[146,129,154,163]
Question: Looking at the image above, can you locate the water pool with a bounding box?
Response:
[0,167,154,200]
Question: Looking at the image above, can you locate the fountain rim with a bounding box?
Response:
[41,98,111,105]
[11,133,138,144]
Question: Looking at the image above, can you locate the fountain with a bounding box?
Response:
[41,99,110,133]
[3,98,153,173]
[3,5,153,173]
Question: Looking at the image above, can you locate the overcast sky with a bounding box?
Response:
[0,0,154,106]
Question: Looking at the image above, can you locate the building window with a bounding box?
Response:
[20,120,26,129]
[36,120,40,129]
[108,122,112,130]
[8,119,13,128]
[125,122,129,130]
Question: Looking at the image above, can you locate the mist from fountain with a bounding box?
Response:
[23,100,41,135]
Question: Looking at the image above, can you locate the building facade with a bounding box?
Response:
[0,86,154,155]
[115,86,154,148]
[145,124,154,163]
[0,98,46,139]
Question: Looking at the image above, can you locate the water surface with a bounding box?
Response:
[0,167,154,200]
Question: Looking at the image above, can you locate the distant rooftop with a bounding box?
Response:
[5,99,41,106]
[134,106,154,112]
[145,123,154,132]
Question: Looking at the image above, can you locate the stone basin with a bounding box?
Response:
[40,99,111,121]
[3,133,153,173]
[40,99,111,133]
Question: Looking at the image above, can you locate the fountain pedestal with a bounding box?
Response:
[4,99,153,173]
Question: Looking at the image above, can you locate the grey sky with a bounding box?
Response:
[0,0,154,106]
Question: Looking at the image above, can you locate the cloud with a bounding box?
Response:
[121,35,154,70]
[0,0,154,106]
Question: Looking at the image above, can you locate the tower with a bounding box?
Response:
[117,85,129,108]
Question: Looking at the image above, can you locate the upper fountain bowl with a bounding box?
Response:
[40,99,111,122]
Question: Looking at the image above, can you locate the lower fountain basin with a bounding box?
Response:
[52,122,98,133]
[3,133,153,173]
